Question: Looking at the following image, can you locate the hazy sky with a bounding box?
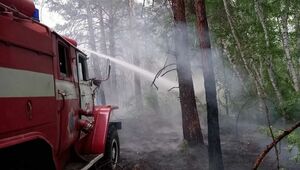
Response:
[35,0,147,28]
[35,1,63,28]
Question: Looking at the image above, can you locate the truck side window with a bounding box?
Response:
[58,43,69,76]
[78,55,89,81]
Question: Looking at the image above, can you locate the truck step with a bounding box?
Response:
[65,154,104,170]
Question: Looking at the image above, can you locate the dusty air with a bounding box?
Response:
[0,0,299,170]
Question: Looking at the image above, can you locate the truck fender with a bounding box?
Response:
[79,106,118,154]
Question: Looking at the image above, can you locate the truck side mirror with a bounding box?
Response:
[91,59,111,86]
[100,59,111,82]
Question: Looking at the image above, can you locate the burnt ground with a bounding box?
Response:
[113,111,300,170]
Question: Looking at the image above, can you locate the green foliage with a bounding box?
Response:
[287,130,300,162]
[279,93,300,120]
[258,126,281,137]
[205,0,300,162]
[206,0,300,120]
[259,126,300,162]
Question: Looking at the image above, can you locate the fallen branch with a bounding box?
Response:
[253,121,300,170]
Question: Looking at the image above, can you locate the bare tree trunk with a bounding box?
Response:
[186,0,195,15]
[86,5,106,105]
[220,45,230,115]
[171,0,204,145]
[258,56,264,85]
[133,58,143,108]
[280,0,299,92]
[99,7,108,55]
[86,6,97,53]
[146,58,161,113]
[194,0,224,169]
[296,10,300,79]
[108,11,118,105]
[223,0,265,115]
[253,2,281,168]
[97,6,109,105]
[128,0,143,109]
[222,41,248,92]
[222,0,254,81]
[251,64,267,118]
[267,67,283,105]
[39,0,45,22]
[143,20,160,113]
[254,0,284,107]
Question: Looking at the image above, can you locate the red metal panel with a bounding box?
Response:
[0,42,53,74]
[63,36,77,47]
[0,15,52,56]
[0,97,57,136]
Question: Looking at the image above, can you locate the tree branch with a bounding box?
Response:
[161,68,177,77]
[253,121,300,170]
[168,86,179,92]
[151,63,176,89]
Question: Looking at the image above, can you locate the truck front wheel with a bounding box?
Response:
[104,126,120,169]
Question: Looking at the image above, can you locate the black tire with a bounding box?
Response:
[103,126,120,170]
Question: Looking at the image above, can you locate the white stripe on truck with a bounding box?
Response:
[0,67,55,97]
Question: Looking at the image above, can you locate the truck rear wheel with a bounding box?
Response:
[103,126,120,170]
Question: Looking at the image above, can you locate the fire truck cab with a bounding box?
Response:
[0,1,121,169]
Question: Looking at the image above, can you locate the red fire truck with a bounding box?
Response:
[0,0,121,169]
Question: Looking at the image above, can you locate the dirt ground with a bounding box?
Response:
[113,112,300,170]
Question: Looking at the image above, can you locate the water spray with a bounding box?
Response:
[81,48,178,90]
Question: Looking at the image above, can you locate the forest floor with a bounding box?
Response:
[113,111,300,170]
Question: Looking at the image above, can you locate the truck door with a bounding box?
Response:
[55,40,79,153]
[76,52,93,111]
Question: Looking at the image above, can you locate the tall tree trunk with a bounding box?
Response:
[253,66,265,113]
[99,7,108,55]
[194,0,224,169]
[98,6,109,104]
[280,0,299,92]
[222,41,248,92]
[253,1,281,167]
[222,0,255,82]
[146,58,161,114]
[267,66,283,105]
[259,55,264,85]
[254,0,284,107]
[222,0,265,113]
[128,0,143,109]
[108,11,118,105]
[296,12,300,72]
[144,19,160,113]
[221,46,230,115]
[186,0,196,15]
[171,0,204,145]
[133,58,143,109]
[86,5,106,105]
